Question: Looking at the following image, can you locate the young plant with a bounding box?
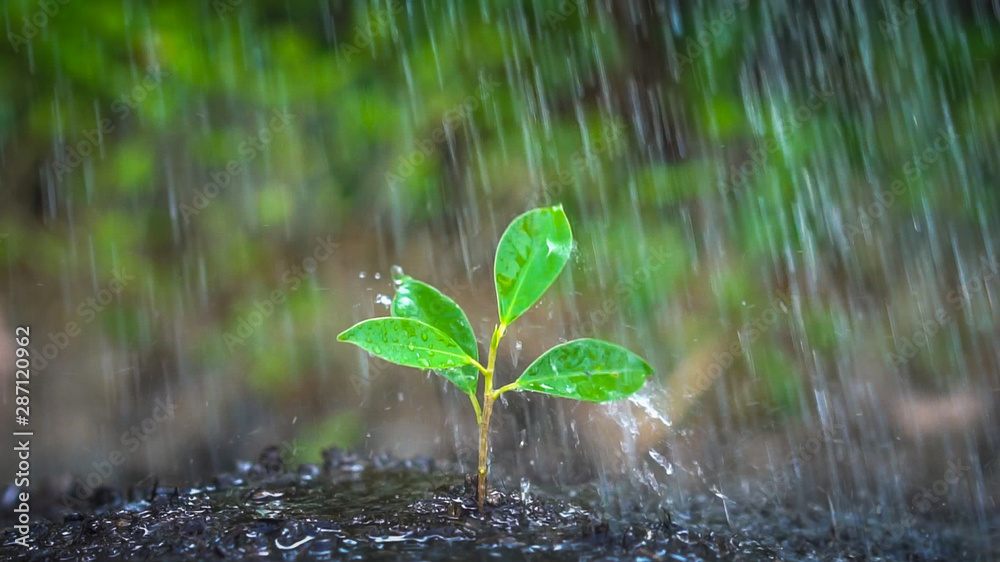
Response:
[338,205,653,510]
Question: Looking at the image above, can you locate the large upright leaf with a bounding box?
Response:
[494,205,573,325]
[513,339,653,402]
[338,318,477,392]
[391,275,480,394]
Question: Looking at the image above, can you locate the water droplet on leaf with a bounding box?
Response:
[390,265,406,284]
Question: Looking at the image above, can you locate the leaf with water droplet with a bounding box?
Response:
[511,339,652,402]
[390,264,406,285]
[338,318,477,392]
[391,276,479,394]
[494,205,572,325]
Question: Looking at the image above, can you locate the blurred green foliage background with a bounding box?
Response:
[1,0,998,489]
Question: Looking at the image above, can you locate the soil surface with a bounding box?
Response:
[0,447,994,560]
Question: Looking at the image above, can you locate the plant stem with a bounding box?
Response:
[468,392,483,425]
[492,381,519,396]
[477,389,494,510]
[477,323,505,511]
[470,358,489,376]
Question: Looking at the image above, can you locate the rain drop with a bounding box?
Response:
[390,265,406,284]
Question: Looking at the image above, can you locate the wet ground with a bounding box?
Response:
[0,447,994,561]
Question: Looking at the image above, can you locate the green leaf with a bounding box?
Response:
[513,339,652,402]
[337,318,477,392]
[494,205,573,325]
[391,275,480,394]
[391,276,478,360]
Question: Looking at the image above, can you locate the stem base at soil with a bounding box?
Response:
[476,324,505,511]
[476,393,494,509]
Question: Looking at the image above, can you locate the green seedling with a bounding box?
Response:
[338,205,653,510]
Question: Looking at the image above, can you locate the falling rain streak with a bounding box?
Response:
[1,0,999,558]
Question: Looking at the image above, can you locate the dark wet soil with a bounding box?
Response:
[1,447,995,560]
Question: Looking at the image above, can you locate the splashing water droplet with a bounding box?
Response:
[374,272,381,280]
[390,265,406,284]
[514,340,523,350]
[630,392,672,428]
[648,448,673,475]
[376,294,392,307]
[359,271,367,279]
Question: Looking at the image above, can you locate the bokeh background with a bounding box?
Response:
[1,0,999,526]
